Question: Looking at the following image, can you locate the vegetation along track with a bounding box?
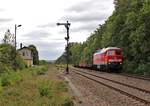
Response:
[71,68,150,105]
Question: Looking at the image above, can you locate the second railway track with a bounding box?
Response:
[78,67,150,81]
[118,73,150,81]
[71,67,150,105]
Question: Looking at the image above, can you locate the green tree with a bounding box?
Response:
[28,45,39,65]
[0,44,25,73]
[3,29,15,46]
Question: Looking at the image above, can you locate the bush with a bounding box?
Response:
[37,79,73,106]
[37,80,52,97]
[0,44,25,72]
[62,97,74,106]
[0,63,13,73]
[39,60,49,65]
[136,63,150,75]
[36,66,48,75]
[0,72,22,86]
[123,60,138,73]
[123,60,150,76]
[30,65,48,76]
[15,54,26,70]
[55,81,68,92]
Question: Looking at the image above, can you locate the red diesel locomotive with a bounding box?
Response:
[93,47,123,72]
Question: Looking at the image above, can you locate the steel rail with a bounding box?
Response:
[73,68,150,94]
[71,69,150,105]
[75,66,150,81]
[119,73,150,81]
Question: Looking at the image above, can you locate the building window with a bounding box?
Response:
[23,52,25,56]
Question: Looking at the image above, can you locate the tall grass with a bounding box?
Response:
[0,65,48,92]
[30,65,48,76]
[37,79,73,106]
[0,72,22,86]
[0,65,73,106]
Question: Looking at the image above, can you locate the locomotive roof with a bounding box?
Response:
[94,47,121,55]
[95,49,101,53]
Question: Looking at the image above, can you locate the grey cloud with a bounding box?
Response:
[0,9,4,12]
[20,0,114,60]
[0,10,13,23]
[20,40,65,60]
[0,18,13,22]
[62,0,113,23]
[58,21,102,34]
[60,0,114,34]
[0,27,8,31]
[37,23,56,28]
[65,0,113,13]
[21,40,65,51]
[61,11,107,23]
[39,49,63,60]
[71,23,100,33]
[23,30,51,39]
[51,38,65,41]
[35,41,64,50]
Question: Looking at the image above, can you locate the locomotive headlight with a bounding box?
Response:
[108,59,114,62]
[109,59,122,62]
[118,59,121,62]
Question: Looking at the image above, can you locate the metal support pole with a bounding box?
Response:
[14,25,17,70]
[14,24,21,70]
[66,23,69,74]
[14,24,21,50]
[15,25,17,50]
[57,21,70,74]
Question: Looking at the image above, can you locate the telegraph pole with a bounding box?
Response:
[14,24,22,50]
[14,24,22,70]
[57,21,71,74]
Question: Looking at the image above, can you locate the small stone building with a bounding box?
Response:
[18,47,33,67]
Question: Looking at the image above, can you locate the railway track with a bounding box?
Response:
[71,68,150,105]
[119,73,150,81]
[76,67,150,81]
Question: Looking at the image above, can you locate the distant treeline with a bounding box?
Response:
[56,0,150,75]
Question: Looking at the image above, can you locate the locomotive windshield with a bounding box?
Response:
[107,50,115,56]
[116,50,122,55]
[107,49,122,56]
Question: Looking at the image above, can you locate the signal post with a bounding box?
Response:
[57,21,71,74]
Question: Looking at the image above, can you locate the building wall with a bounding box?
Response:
[19,49,32,60]
[18,48,33,67]
[24,59,33,67]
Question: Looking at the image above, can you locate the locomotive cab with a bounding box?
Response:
[106,49,123,71]
[93,47,123,72]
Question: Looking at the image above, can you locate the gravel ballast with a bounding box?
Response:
[65,69,149,106]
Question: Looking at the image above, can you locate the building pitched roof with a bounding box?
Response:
[18,46,31,51]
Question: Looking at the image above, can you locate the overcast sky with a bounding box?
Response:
[0,0,114,60]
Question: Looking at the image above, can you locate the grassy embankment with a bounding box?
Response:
[0,64,73,106]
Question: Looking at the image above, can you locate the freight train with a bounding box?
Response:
[77,47,123,72]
